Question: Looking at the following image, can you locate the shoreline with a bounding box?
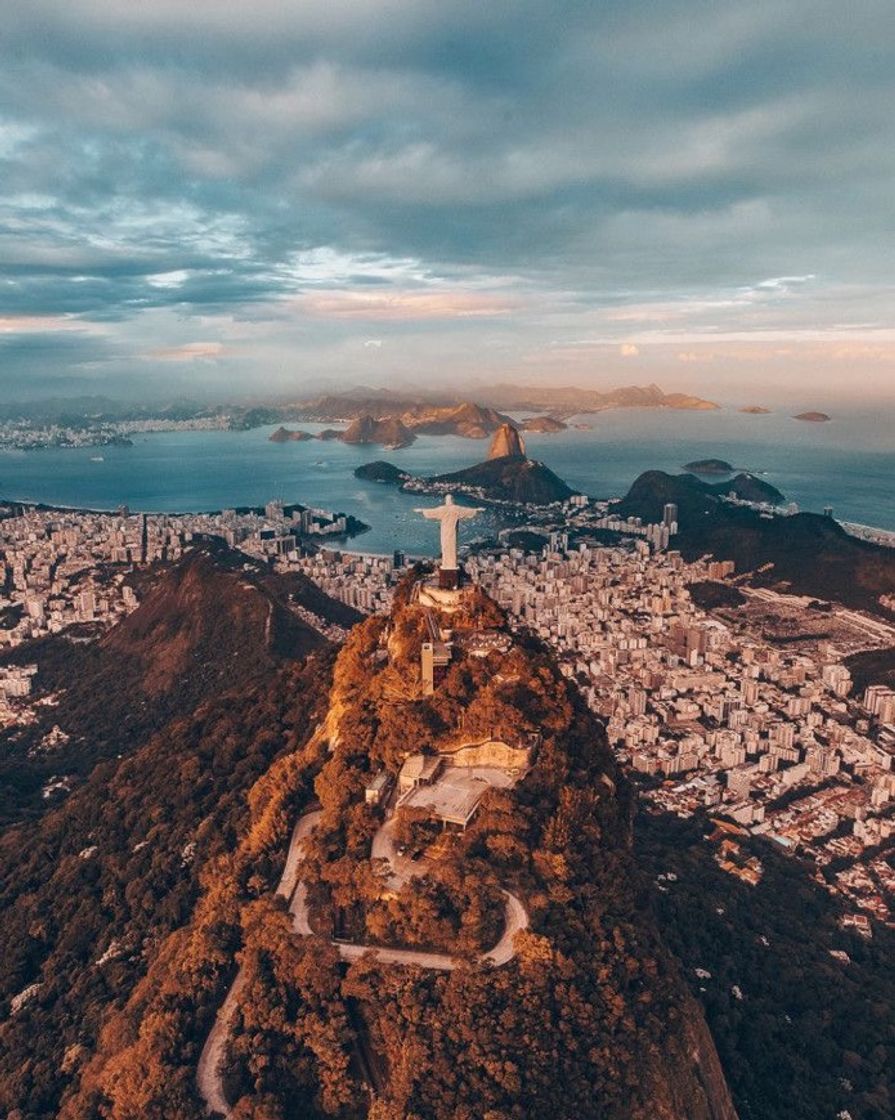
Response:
[4,491,895,545]
[0,496,371,542]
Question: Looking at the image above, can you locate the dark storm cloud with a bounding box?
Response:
[0,0,893,394]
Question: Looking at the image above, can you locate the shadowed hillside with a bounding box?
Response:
[615,472,895,614]
[431,454,575,504]
[636,809,895,1120]
[615,469,783,522]
[0,543,361,824]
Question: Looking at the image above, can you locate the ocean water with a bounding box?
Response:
[1,407,892,555]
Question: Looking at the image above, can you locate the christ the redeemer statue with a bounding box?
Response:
[415,495,483,586]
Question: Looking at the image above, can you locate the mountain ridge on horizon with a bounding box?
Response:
[0,382,719,425]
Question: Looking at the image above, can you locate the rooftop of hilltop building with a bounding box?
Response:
[401,764,518,829]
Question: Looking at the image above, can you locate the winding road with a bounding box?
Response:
[197,807,528,1115]
[196,811,324,1116]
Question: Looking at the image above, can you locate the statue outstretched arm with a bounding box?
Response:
[414,508,441,520]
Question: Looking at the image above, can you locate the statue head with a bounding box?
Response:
[445,494,455,505]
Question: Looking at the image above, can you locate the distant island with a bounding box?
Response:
[519,415,567,432]
[684,458,735,474]
[353,460,411,485]
[794,411,831,423]
[739,405,772,414]
[340,413,415,449]
[268,426,313,443]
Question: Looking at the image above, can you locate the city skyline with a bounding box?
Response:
[1,1,894,403]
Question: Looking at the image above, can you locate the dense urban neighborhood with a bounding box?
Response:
[2,493,893,936]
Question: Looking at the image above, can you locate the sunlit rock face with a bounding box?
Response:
[487,422,526,461]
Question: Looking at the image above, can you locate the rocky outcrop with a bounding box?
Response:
[268,426,313,442]
[340,413,416,448]
[487,422,525,460]
[642,996,740,1120]
[405,400,514,438]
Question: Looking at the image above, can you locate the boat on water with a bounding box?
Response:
[89,455,104,462]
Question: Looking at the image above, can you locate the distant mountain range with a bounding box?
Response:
[475,381,720,417]
[0,384,720,439]
[268,386,718,450]
[292,383,718,426]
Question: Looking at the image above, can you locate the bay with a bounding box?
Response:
[0,406,892,555]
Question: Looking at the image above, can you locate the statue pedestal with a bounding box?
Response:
[418,581,470,614]
[438,567,460,590]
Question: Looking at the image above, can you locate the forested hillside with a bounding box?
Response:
[1,574,741,1120]
[0,547,347,1118]
[200,580,736,1120]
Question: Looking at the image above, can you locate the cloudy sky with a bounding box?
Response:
[2,0,894,404]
